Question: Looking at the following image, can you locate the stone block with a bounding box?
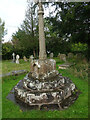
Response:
[29,59,59,80]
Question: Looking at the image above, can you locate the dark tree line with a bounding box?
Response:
[2,2,89,59]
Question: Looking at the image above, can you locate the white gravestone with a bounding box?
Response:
[12,53,15,62]
[16,55,20,64]
[30,55,34,62]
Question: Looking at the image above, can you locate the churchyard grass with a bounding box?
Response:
[2,58,88,118]
[2,59,30,74]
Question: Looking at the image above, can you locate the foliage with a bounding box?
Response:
[49,2,89,44]
[71,42,88,53]
[12,1,39,58]
[2,42,14,60]
[2,2,89,59]
[46,37,71,56]
[44,2,89,58]
[0,18,6,43]
[66,57,88,81]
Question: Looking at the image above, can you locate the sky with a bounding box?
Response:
[0,0,56,43]
[0,0,27,42]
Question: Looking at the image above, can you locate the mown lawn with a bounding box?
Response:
[2,58,88,118]
[2,59,30,74]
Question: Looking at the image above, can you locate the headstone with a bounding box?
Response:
[30,55,34,61]
[50,53,53,58]
[16,55,20,64]
[23,56,27,62]
[75,53,83,59]
[60,54,66,62]
[12,53,15,62]
[57,53,60,57]
[68,53,74,59]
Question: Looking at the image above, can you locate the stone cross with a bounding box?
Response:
[38,1,47,60]
[16,55,20,64]
[12,52,15,62]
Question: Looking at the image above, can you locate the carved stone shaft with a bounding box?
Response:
[38,2,47,60]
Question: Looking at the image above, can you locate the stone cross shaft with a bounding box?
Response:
[38,2,47,60]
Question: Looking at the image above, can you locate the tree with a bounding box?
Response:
[43,2,89,58]
[2,42,14,60]
[0,18,6,43]
[47,2,89,44]
[22,0,38,57]
[12,1,39,57]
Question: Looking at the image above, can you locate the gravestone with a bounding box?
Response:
[13,1,79,111]
[23,56,27,62]
[12,53,15,62]
[60,54,66,62]
[68,53,74,59]
[75,53,83,59]
[50,52,54,58]
[58,53,60,57]
[29,55,34,62]
[16,55,20,64]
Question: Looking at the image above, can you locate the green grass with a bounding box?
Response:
[2,58,88,118]
[2,59,30,74]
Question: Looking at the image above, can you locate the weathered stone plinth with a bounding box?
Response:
[14,72,79,110]
[29,59,59,80]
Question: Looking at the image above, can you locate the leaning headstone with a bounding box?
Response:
[12,53,15,62]
[23,56,27,62]
[60,54,66,62]
[16,55,20,64]
[68,53,74,59]
[50,53,53,58]
[30,55,34,61]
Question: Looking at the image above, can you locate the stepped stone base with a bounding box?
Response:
[14,73,79,110]
[13,59,80,110]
